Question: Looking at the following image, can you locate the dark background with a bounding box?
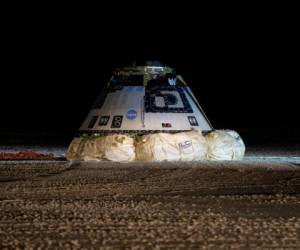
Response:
[1,5,299,144]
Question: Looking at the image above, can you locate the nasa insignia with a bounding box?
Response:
[126,109,137,120]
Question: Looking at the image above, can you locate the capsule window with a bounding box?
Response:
[188,116,199,126]
[87,116,98,129]
[99,116,110,126]
[111,115,123,128]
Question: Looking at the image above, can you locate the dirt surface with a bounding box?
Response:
[0,161,300,249]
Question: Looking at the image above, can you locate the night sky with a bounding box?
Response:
[1,7,299,143]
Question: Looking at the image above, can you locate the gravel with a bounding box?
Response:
[0,160,300,249]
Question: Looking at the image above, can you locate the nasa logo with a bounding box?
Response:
[126,109,137,120]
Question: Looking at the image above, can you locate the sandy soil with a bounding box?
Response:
[0,160,300,249]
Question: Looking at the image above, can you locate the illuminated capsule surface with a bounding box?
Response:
[79,61,212,135]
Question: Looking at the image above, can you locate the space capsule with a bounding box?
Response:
[80,61,212,134]
[67,61,245,162]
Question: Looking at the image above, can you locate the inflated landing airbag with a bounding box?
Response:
[67,130,245,162]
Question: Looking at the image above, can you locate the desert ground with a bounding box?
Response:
[0,145,300,249]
